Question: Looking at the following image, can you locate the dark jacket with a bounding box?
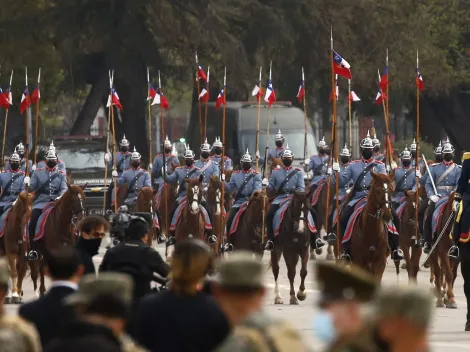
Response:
[45,320,122,352]
[19,284,77,347]
[75,237,102,275]
[456,154,470,201]
[99,239,169,301]
[135,290,229,352]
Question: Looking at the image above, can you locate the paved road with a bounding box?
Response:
[4,238,470,351]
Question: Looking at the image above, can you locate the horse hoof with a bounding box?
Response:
[401,263,407,270]
[12,296,22,304]
[289,298,299,305]
[274,297,284,305]
[436,301,445,308]
[423,262,430,269]
[445,300,458,309]
[309,251,316,260]
[315,248,323,255]
[326,253,335,261]
[3,296,11,304]
[297,291,307,301]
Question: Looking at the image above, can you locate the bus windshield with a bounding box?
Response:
[58,148,106,171]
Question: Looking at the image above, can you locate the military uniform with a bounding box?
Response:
[373,152,385,163]
[194,158,219,186]
[4,158,33,173]
[258,147,285,166]
[211,155,232,171]
[117,167,151,207]
[36,159,66,172]
[308,154,329,186]
[151,153,179,189]
[392,165,416,206]
[110,151,132,176]
[0,168,26,213]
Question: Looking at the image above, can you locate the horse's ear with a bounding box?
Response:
[198,174,204,184]
[370,170,377,179]
[67,183,72,191]
[80,183,87,190]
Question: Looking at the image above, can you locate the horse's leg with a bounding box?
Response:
[271,250,283,304]
[296,245,308,302]
[29,261,39,297]
[442,254,457,309]
[39,258,46,296]
[402,241,411,281]
[432,256,445,307]
[285,250,299,305]
[16,251,27,303]
[7,253,21,303]
[410,247,421,283]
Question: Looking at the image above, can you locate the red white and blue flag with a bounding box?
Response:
[31,68,41,105]
[0,89,8,109]
[416,68,424,91]
[20,87,31,115]
[349,90,361,102]
[380,66,389,92]
[252,83,264,102]
[197,65,207,82]
[215,88,225,110]
[152,88,169,110]
[147,83,157,101]
[375,89,386,106]
[333,51,352,79]
[107,88,123,111]
[296,82,305,103]
[199,87,209,103]
[264,79,276,107]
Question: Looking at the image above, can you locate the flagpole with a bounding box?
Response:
[24,67,30,177]
[348,79,352,154]
[195,52,203,145]
[33,68,41,166]
[1,70,12,171]
[220,67,227,250]
[415,50,421,247]
[302,67,309,179]
[158,70,169,239]
[385,49,390,167]
[103,89,112,213]
[255,66,262,172]
[378,69,392,171]
[108,70,118,213]
[204,66,210,141]
[147,67,153,168]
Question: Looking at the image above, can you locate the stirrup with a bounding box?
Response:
[208,235,217,245]
[223,243,233,252]
[166,236,176,246]
[27,250,39,261]
[264,240,274,252]
[157,235,167,244]
[340,252,351,262]
[448,246,460,260]
[423,243,431,254]
[392,249,404,261]
[326,233,337,244]
[314,238,325,249]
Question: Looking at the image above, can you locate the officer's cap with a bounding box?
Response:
[0,258,9,287]
[315,262,378,307]
[65,272,134,306]
[215,251,264,289]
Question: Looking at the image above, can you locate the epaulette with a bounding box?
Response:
[463,152,470,161]
[171,154,177,158]
[295,167,302,171]
[375,160,384,164]
[224,156,231,160]
[59,170,66,174]
[36,168,43,171]
[252,170,259,174]
[233,170,241,174]
[272,167,281,172]
[351,160,360,164]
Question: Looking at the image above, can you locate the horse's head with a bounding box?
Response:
[369,171,394,222]
[137,187,156,211]
[186,176,203,214]
[247,190,267,220]
[292,191,307,230]
[208,175,222,215]
[61,183,87,217]
[403,190,418,227]
[16,191,32,212]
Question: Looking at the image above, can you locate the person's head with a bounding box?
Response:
[400,146,412,168]
[410,138,417,158]
[130,147,141,169]
[45,247,84,283]
[339,144,351,165]
[212,137,223,156]
[45,149,58,169]
[360,131,374,160]
[16,142,25,159]
[281,145,294,168]
[213,251,265,326]
[372,133,380,154]
[275,129,284,148]
[124,216,150,241]
[200,139,211,160]
[163,135,172,154]
[0,259,9,314]
[183,145,195,167]
[170,239,213,296]
[373,286,433,351]
[442,140,454,162]
[78,215,110,239]
[9,150,21,172]
[317,137,328,155]
[240,149,253,171]
[120,135,130,153]
[434,141,443,163]
[313,262,378,344]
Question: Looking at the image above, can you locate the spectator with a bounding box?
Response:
[19,247,83,347]
[100,216,169,301]
[47,272,146,352]
[213,251,311,352]
[75,215,110,275]
[313,262,378,348]
[136,239,229,352]
[327,286,433,352]
[0,258,41,352]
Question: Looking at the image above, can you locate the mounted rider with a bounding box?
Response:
[26,149,67,260]
[420,141,443,189]
[35,141,66,172]
[164,145,216,246]
[151,136,179,191]
[4,142,32,173]
[223,150,262,252]
[256,129,286,166]
[105,135,132,210]
[211,137,232,171]
[372,133,385,163]
[306,137,329,190]
[392,147,418,209]
[335,131,404,262]
[410,138,425,171]
[423,140,461,254]
[0,150,26,215]
[195,139,219,187]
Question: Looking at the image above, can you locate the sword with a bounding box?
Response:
[421,210,455,266]
[421,154,438,196]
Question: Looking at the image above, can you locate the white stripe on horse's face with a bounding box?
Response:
[215,189,221,215]
[384,183,389,209]
[191,185,200,213]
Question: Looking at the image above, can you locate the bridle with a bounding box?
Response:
[189,184,201,214]
[367,182,391,220]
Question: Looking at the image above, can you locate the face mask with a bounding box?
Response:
[201,151,210,159]
[164,148,172,154]
[10,163,19,171]
[185,159,194,167]
[312,311,336,344]
[402,160,411,167]
[131,161,140,168]
[340,157,350,165]
[214,147,222,155]
[275,141,283,148]
[18,153,25,159]
[121,147,129,153]
[362,149,373,160]
[242,162,251,171]
[411,151,417,158]
[444,154,453,162]
[319,148,326,155]
[77,236,102,256]
[46,160,57,169]
[435,154,443,163]
[282,159,293,167]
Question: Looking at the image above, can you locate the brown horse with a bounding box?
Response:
[270,191,310,305]
[30,184,86,296]
[157,183,177,237]
[206,176,227,254]
[399,191,422,282]
[230,190,268,255]
[3,192,32,303]
[350,171,394,280]
[429,193,459,308]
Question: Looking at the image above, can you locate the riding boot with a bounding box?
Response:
[340,241,351,262]
[223,208,238,252]
[389,232,404,261]
[449,220,461,260]
[264,204,279,252]
[105,182,114,211]
[27,209,41,261]
[310,232,325,249]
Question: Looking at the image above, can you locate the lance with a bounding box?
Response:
[147,67,153,168]
[415,50,421,246]
[377,69,392,171]
[255,66,262,172]
[195,52,203,144]
[220,66,227,249]
[204,66,210,141]
[348,79,352,154]
[108,70,118,213]
[103,71,113,212]
[158,70,169,238]
[24,67,30,177]
[1,71,13,171]
[33,68,41,166]
[262,61,273,180]
[385,49,391,166]
[302,67,308,179]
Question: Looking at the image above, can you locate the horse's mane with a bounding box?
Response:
[55,184,86,208]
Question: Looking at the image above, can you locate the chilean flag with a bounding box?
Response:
[147,83,157,101]
[152,88,169,110]
[296,82,305,103]
[0,89,9,109]
[199,87,209,103]
[333,51,352,79]
[380,66,389,92]
[197,65,207,81]
[31,84,40,105]
[375,89,387,106]
[416,68,424,91]
[3,87,12,108]
[252,83,264,102]
[20,87,31,115]
[264,79,276,107]
[215,88,225,110]
[349,90,361,102]
[107,88,123,111]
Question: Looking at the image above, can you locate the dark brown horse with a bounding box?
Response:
[30,184,86,296]
[206,176,226,254]
[350,171,394,280]
[2,192,32,303]
[270,191,309,305]
[157,183,177,237]
[230,190,268,255]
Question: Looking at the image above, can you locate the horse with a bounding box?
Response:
[398,191,422,282]
[229,190,268,255]
[206,176,227,254]
[428,192,459,308]
[349,171,394,280]
[270,191,309,305]
[29,184,86,296]
[2,192,32,304]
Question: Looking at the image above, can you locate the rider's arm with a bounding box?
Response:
[225,174,236,194]
[59,173,67,196]
[212,163,220,177]
[339,162,352,187]
[28,172,39,192]
[143,172,152,188]
[307,157,314,172]
[116,173,125,187]
[253,173,262,191]
[267,171,277,191]
[146,247,170,279]
[164,168,179,184]
[151,156,159,180]
[456,161,469,198]
[19,175,25,192]
[296,170,306,192]
[4,161,10,171]
[425,167,435,197]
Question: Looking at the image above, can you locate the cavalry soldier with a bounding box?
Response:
[223,150,262,252]
[410,138,426,171]
[195,139,219,187]
[4,142,32,173]
[211,137,232,171]
[423,140,461,254]
[151,136,179,191]
[26,149,67,260]
[335,132,404,262]
[420,142,443,189]
[392,147,417,209]
[263,145,309,252]
[105,135,132,210]
[35,141,66,172]
[0,150,26,214]
[307,137,329,190]
[164,146,216,246]
[256,129,286,165]
[372,133,385,162]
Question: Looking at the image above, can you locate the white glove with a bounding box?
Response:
[262,178,268,187]
[112,170,118,177]
[332,162,340,172]
[203,187,208,193]
[23,176,30,185]
[148,163,152,171]
[453,200,460,212]
[304,158,309,166]
[386,165,391,172]
[31,164,36,171]
[416,169,421,178]
[255,151,260,159]
[327,167,332,176]
[104,153,110,162]
[430,195,440,203]
[221,174,225,181]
